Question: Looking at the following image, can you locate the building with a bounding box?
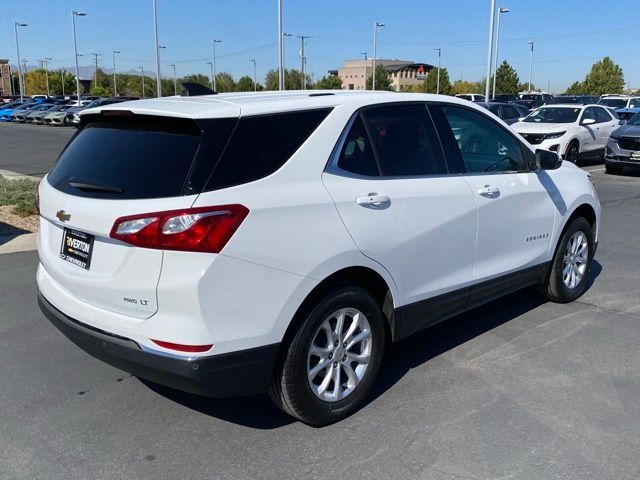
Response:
[0,59,12,96]
[330,59,434,92]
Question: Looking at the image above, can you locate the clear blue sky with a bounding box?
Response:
[3,0,639,92]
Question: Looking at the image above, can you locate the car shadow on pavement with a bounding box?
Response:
[0,222,29,246]
[140,262,602,430]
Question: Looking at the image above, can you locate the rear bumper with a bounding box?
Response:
[38,291,280,398]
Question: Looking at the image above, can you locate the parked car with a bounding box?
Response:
[0,99,38,121]
[68,98,131,126]
[491,93,520,103]
[455,93,486,102]
[512,104,619,163]
[10,102,46,122]
[605,111,640,174]
[37,91,600,426]
[476,101,530,125]
[597,95,640,110]
[517,93,554,110]
[43,105,75,126]
[548,95,598,105]
[25,104,59,124]
[615,107,640,123]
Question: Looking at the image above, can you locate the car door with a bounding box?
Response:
[594,106,617,148]
[431,104,556,283]
[578,107,598,152]
[322,103,477,308]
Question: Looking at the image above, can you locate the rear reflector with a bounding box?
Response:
[110,204,249,253]
[151,339,213,353]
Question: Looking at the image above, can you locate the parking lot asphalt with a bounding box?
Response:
[1,139,640,479]
[0,123,74,177]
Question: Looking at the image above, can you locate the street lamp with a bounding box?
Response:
[72,11,86,104]
[138,66,145,97]
[434,48,441,95]
[112,50,120,96]
[250,58,257,92]
[361,52,367,90]
[152,0,161,97]
[14,22,27,102]
[157,46,166,96]
[277,0,284,90]
[40,57,52,97]
[484,0,496,101]
[492,7,509,99]
[372,22,385,91]
[297,35,309,90]
[527,41,534,92]
[207,62,214,91]
[212,38,222,91]
[169,64,177,95]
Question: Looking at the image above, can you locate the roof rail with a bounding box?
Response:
[308,92,335,97]
[180,82,217,97]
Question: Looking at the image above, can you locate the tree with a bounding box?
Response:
[90,85,111,97]
[264,68,309,90]
[180,74,210,87]
[419,67,451,94]
[565,81,586,94]
[494,60,519,94]
[215,72,235,92]
[24,69,48,96]
[517,82,535,92]
[452,80,485,95]
[365,65,393,91]
[583,57,624,96]
[314,75,343,90]
[235,75,256,92]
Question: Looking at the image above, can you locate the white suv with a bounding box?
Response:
[512,104,620,163]
[37,91,600,425]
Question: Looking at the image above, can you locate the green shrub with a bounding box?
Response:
[0,175,39,217]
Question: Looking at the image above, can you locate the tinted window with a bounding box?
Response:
[629,98,640,108]
[457,95,472,101]
[363,104,447,176]
[488,104,501,115]
[502,105,518,119]
[582,107,596,123]
[524,107,581,123]
[205,109,331,191]
[598,98,627,108]
[594,107,611,123]
[442,106,526,173]
[48,117,202,199]
[337,115,379,176]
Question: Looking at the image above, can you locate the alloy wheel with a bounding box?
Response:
[562,231,588,289]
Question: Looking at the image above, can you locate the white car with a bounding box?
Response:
[37,91,600,425]
[512,104,620,163]
[455,93,485,102]
[597,95,640,110]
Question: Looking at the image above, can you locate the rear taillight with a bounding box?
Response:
[110,204,249,253]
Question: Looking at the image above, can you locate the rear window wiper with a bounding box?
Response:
[67,178,124,194]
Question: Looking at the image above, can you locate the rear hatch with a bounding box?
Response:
[38,112,234,318]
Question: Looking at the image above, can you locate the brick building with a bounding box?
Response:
[329,59,433,92]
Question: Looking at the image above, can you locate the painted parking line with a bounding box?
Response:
[583,166,606,173]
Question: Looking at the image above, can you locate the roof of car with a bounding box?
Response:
[82,90,483,120]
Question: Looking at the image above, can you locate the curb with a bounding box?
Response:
[0,232,37,254]
[0,169,42,181]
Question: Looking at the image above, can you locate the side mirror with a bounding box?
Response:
[517,117,525,122]
[535,149,562,170]
[619,120,626,125]
[581,118,596,126]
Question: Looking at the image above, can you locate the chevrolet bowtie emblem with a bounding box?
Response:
[56,210,71,223]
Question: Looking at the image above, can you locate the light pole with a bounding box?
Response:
[61,69,65,97]
[112,50,120,96]
[372,22,385,91]
[211,38,222,92]
[277,0,284,90]
[157,45,166,95]
[434,48,441,95]
[492,7,509,99]
[361,52,368,90]
[72,11,86,104]
[139,66,145,97]
[250,58,257,91]
[169,64,177,95]
[527,41,534,92]
[14,22,27,101]
[298,35,309,90]
[91,53,102,89]
[207,62,214,90]
[484,0,496,101]
[152,0,162,97]
[40,57,52,96]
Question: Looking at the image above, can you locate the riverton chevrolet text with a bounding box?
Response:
[37,91,600,426]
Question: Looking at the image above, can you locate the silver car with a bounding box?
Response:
[605,112,640,174]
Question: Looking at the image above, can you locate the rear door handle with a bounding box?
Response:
[477,185,500,197]
[356,193,391,209]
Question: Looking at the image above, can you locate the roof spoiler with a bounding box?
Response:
[180,82,217,97]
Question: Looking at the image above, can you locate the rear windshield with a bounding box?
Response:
[48,118,203,199]
[597,98,627,108]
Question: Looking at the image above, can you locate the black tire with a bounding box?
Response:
[564,140,580,165]
[605,163,623,175]
[269,286,386,426]
[540,217,594,303]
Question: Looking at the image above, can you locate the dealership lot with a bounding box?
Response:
[1,126,639,479]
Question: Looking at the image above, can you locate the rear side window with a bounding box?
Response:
[337,116,379,176]
[205,109,331,191]
[594,107,611,123]
[48,118,202,199]
[362,104,447,176]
